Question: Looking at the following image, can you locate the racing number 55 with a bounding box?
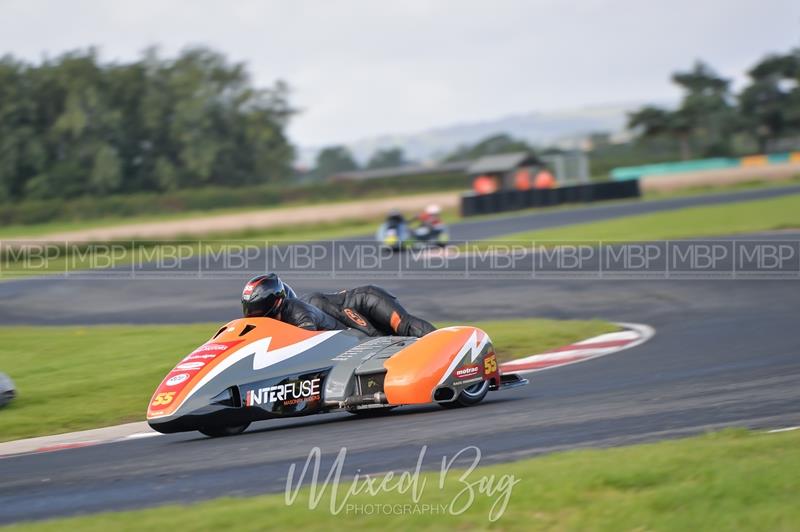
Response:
[484,354,497,374]
[151,392,176,406]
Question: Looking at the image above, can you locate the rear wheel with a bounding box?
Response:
[198,423,250,438]
[439,380,490,408]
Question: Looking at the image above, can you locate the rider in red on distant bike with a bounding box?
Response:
[416,204,442,228]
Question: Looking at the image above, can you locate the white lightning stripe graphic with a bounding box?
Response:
[437,330,490,386]
[251,331,339,370]
[149,331,341,419]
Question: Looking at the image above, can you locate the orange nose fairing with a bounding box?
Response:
[146,318,326,419]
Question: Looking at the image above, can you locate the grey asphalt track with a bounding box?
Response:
[1,183,799,326]
[1,186,799,524]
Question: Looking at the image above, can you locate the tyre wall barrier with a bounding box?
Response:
[460,180,640,217]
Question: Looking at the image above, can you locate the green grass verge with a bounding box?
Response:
[6,182,800,280]
[405,175,800,237]
[483,192,800,244]
[0,323,214,441]
[4,172,798,241]
[0,206,254,239]
[0,217,383,279]
[3,428,798,531]
[641,173,800,201]
[0,172,469,228]
[0,188,457,239]
[0,318,616,442]
[0,208,463,279]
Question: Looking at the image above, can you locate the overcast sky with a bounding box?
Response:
[1,0,799,147]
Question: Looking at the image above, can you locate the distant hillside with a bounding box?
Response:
[297,101,666,166]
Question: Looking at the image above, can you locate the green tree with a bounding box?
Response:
[0,57,33,199]
[89,144,122,194]
[739,50,800,152]
[628,106,671,137]
[628,61,734,159]
[0,46,296,202]
[672,61,735,156]
[314,146,358,178]
[367,147,406,169]
[445,134,532,162]
[628,106,693,160]
[154,157,179,191]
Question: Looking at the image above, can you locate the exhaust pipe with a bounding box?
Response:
[335,392,388,409]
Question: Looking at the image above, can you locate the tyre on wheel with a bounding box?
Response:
[439,380,490,408]
[198,423,250,438]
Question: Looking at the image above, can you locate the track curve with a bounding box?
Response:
[1,188,800,523]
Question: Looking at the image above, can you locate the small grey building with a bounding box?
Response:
[466,152,541,190]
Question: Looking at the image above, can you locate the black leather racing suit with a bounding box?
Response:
[278,298,347,331]
[302,285,436,338]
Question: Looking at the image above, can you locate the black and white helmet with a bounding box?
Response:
[241,273,292,318]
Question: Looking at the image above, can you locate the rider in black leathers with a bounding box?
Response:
[302,285,435,338]
[241,274,436,338]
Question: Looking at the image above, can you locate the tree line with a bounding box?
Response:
[628,48,800,160]
[3,45,797,203]
[311,134,537,179]
[305,47,800,182]
[0,47,294,202]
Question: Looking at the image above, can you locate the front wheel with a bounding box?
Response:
[439,380,490,408]
[198,423,250,438]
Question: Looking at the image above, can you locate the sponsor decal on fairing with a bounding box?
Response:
[185,353,217,360]
[166,373,189,386]
[454,376,483,386]
[192,343,235,353]
[454,364,480,379]
[175,361,205,371]
[245,378,321,407]
[182,340,242,361]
